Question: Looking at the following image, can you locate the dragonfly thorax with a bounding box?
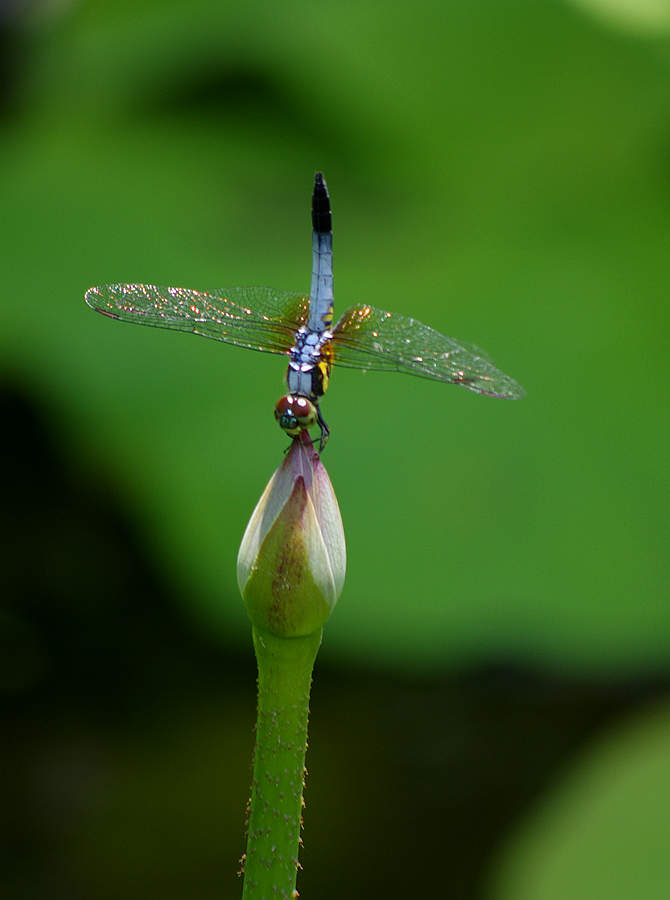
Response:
[275,394,318,437]
[287,327,333,400]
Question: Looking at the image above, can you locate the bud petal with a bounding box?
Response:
[237,435,346,637]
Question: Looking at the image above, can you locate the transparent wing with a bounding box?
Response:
[84,284,310,356]
[331,304,525,399]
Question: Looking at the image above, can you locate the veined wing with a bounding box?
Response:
[84,284,310,356]
[331,304,525,399]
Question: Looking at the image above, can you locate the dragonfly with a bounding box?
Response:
[85,173,524,451]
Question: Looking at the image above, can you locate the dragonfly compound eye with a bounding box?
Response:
[275,395,317,435]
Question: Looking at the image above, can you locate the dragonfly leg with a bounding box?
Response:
[316,405,330,453]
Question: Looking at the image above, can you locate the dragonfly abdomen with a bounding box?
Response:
[308,173,334,334]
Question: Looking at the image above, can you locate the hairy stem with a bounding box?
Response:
[242,626,322,899]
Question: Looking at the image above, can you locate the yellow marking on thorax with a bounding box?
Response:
[317,341,333,394]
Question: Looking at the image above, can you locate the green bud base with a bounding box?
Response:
[242,626,322,899]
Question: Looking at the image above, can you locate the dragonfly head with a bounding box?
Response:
[275,394,317,437]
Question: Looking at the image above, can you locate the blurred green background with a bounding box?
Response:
[2,0,669,897]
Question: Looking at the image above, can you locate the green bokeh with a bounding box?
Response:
[491,701,670,899]
[2,0,668,674]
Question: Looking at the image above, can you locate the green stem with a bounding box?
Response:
[242,625,322,899]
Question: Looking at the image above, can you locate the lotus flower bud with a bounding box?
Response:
[237,434,346,637]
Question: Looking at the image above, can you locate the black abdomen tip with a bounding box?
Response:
[312,172,332,233]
